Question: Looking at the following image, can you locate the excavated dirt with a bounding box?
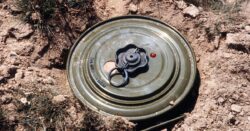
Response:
[0,0,250,130]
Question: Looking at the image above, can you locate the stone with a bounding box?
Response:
[52,95,66,104]
[245,26,250,33]
[176,0,187,9]
[222,52,231,58]
[15,70,24,80]
[9,56,21,66]
[42,76,55,85]
[31,12,40,22]
[9,5,22,14]
[0,66,17,82]
[183,4,200,18]
[129,3,137,13]
[231,104,242,113]
[16,42,34,56]
[0,65,9,77]
[226,33,250,53]
[226,33,237,44]
[20,97,28,104]
[10,24,34,40]
[9,51,17,57]
[217,97,225,104]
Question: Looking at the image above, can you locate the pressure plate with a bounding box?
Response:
[67,16,196,121]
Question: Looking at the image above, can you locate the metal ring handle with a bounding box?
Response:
[108,67,128,87]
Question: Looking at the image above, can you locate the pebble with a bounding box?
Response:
[52,95,66,104]
[183,4,200,18]
[245,26,250,33]
[15,70,24,80]
[15,42,34,56]
[20,97,28,104]
[31,12,40,22]
[226,33,237,44]
[9,51,17,57]
[217,97,225,104]
[176,0,187,9]
[42,76,55,85]
[231,104,242,113]
[222,52,231,58]
[9,5,21,14]
[10,23,34,40]
[129,3,137,13]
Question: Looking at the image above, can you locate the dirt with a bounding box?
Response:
[0,0,249,130]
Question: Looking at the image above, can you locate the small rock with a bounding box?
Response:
[0,66,17,81]
[15,124,25,131]
[52,95,66,104]
[9,56,21,66]
[169,100,175,105]
[9,5,22,14]
[0,65,9,76]
[9,51,17,57]
[16,43,34,56]
[214,36,220,49]
[232,94,239,100]
[176,0,187,9]
[129,3,137,13]
[10,24,34,40]
[239,111,244,116]
[42,77,55,85]
[55,27,60,33]
[222,52,231,58]
[31,12,40,22]
[245,26,250,33]
[231,104,242,113]
[217,97,225,104]
[20,97,28,104]
[226,33,250,53]
[183,4,200,18]
[15,70,24,80]
[226,33,237,44]
[196,57,200,62]
[207,44,215,52]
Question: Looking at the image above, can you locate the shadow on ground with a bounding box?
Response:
[135,69,201,131]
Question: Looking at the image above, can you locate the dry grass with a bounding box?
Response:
[16,0,56,35]
[16,0,94,37]
[14,91,69,130]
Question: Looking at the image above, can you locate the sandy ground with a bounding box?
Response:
[0,0,249,130]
